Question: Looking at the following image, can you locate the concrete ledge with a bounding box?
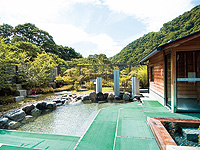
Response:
[166,145,200,150]
[27,94,42,98]
[54,91,72,95]
[14,96,24,102]
[16,90,27,97]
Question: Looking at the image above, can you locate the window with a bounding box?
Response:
[151,67,154,82]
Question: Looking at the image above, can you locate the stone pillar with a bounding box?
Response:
[132,77,140,98]
[114,70,120,96]
[96,77,102,93]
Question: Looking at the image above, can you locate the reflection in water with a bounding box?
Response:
[17,103,119,136]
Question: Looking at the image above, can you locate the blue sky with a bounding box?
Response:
[0,0,199,57]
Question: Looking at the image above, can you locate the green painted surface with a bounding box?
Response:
[118,119,154,138]
[0,145,38,150]
[0,130,79,150]
[115,137,160,150]
[1,100,200,150]
[142,101,163,107]
[77,100,200,150]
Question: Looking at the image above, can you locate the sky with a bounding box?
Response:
[0,0,199,57]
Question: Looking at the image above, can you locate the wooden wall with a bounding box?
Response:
[147,36,200,108]
[149,51,165,96]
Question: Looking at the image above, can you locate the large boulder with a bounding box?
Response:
[89,92,96,100]
[107,93,114,100]
[21,115,34,124]
[82,95,90,101]
[0,117,9,129]
[46,102,56,109]
[119,93,124,99]
[5,110,26,122]
[77,96,82,100]
[6,120,21,129]
[22,104,35,115]
[30,108,42,117]
[123,93,130,101]
[103,93,109,100]
[114,96,121,100]
[96,92,104,101]
[36,102,47,110]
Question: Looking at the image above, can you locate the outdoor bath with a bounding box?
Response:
[17,102,120,137]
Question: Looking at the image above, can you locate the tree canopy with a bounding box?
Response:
[0,23,82,61]
[111,5,200,64]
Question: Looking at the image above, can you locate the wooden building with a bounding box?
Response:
[139,30,200,113]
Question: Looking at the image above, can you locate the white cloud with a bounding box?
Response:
[0,0,101,25]
[0,0,196,58]
[102,0,194,31]
[38,23,121,57]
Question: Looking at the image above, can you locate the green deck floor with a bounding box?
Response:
[0,130,80,150]
[76,101,200,150]
[1,100,200,150]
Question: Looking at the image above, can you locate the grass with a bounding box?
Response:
[102,87,114,93]
[0,93,56,112]
[71,87,114,94]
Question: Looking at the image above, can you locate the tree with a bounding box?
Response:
[111,5,200,64]
[0,38,27,91]
[13,23,57,54]
[11,41,42,61]
[22,52,57,88]
[0,24,14,42]
[56,45,82,61]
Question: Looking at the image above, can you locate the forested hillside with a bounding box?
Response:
[111,5,200,64]
[0,23,82,61]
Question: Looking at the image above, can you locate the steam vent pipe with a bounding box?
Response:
[114,70,120,96]
[96,77,102,93]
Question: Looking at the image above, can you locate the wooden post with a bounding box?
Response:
[79,66,81,76]
[171,50,177,113]
[129,64,131,73]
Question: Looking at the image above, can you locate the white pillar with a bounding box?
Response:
[132,77,140,98]
[114,70,120,96]
[96,77,102,93]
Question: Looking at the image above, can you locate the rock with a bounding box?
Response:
[107,93,114,100]
[53,99,61,103]
[21,115,34,124]
[103,93,109,100]
[182,128,199,142]
[114,96,121,100]
[89,92,96,100]
[123,93,130,101]
[82,95,89,101]
[22,104,35,115]
[96,92,104,101]
[46,102,56,109]
[62,95,68,101]
[61,100,66,104]
[16,90,27,97]
[72,94,77,98]
[77,96,82,100]
[30,108,42,117]
[7,120,21,129]
[119,93,124,99]
[0,117,9,129]
[5,110,26,122]
[14,96,24,102]
[36,102,47,110]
